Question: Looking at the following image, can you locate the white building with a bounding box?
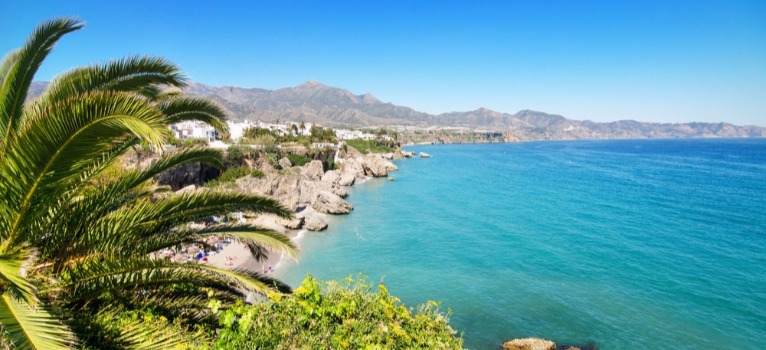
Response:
[170,121,218,142]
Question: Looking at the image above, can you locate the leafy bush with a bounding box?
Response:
[287,153,311,167]
[215,275,463,349]
[226,145,255,166]
[205,166,264,187]
[345,138,397,153]
[183,137,209,148]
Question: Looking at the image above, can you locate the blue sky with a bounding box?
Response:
[2,1,764,125]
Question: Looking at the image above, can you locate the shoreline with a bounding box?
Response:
[211,151,404,278]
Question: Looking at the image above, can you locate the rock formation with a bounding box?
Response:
[302,160,325,181]
[303,214,328,231]
[278,157,292,169]
[312,190,354,214]
[502,338,555,350]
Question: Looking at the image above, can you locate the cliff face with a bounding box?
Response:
[231,147,404,232]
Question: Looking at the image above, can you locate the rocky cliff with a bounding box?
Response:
[232,148,403,231]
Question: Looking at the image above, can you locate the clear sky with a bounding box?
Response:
[2,1,765,125]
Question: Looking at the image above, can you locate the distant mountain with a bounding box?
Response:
[29,80,766,140]
[184,80,434,127]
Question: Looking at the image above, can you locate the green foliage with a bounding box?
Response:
[286,153,311,167]
[183,137,209,148]
[0,18,295,349]
[205,166,264,188]
[215,275,463,349]
[242,127,276,138]
[226,145,256,166]
[345,138,397,153]
[310,126,337,143]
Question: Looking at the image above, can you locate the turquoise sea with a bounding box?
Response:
[278,139,766,349]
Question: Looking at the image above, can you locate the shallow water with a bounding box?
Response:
[278,139,766,349]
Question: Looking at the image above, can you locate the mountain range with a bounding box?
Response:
[183,81,766,140]
[31,80,766,140]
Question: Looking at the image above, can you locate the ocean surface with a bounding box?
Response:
[277,139,766,349]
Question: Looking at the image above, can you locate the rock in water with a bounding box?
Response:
[338,172,356,186]
[312,190,353,214]
[419,152,431,158]
[502,338,556,350]
[302,160,325,181]
[304,214,328,231]
[276,216,304,229]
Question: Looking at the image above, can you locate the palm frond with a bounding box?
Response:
[135,224,298,260]
[0,17,83,143]
[199,265,293,294]
[156,96,228,133]
[0,91,167,246]
[102,191,292,246]
[33,55,186,113]
[52,258,286,301]
[0,49,21,93]
[0,250,37,305]
[0,293,75,350]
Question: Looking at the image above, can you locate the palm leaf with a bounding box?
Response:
[0,17,83,143]
[135,224,298,260]
[0,91,167,246]
[156,96,228,133]
[0,250,37,305]
[0,49,21,92]
[0,293,74,350]
[33,55,186,114]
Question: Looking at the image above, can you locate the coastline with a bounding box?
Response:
[209,150,407,278]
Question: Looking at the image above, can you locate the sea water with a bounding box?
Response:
[277,139,766,349]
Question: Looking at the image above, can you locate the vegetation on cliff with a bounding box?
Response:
[215,275,463,350]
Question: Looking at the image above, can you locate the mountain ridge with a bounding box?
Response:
[29,80,766,140]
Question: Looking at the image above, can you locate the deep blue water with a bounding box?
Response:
[278,139,766,349]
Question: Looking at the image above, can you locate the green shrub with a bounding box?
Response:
[204,166,264,188]
[345,138,396,153]
[252,169,265,176]
[226,145,255,166]
[183,137,209,148]
[287,153,311,167]
[215,275,463,349]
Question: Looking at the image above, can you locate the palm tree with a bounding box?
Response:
[0,18,296,349]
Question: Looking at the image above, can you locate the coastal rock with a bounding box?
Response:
[382,152,394,160]
[236,174,347,211]
[502,338,555,350]
[276,216,304,229]
[392,149,415,159]
[365,156,389,177]
[419,152,431,158]
[302,160,325,181]
[250,214,288,234]
[304,214,328,231]
[312,190,353,214]
[321,169,342,185]
[278,157,292,169]
[338,172,356,186]
[340,157,367,178]
[255,155,276,174]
